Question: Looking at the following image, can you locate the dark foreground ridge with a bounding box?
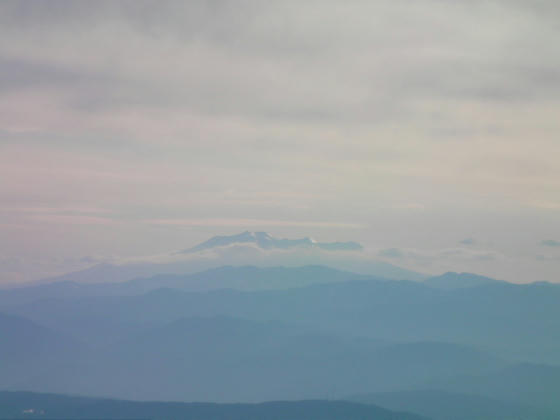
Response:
[0,391,427,420]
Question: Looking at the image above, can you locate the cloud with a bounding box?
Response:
[1,0,559,123]
[0,1,559,284]
[147,218,365,229]
[541,239,560,247]
[0,253,113,286]
[378,248,405,259]
[375,246,499,269]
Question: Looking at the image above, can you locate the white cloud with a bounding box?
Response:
[0,1,559,283]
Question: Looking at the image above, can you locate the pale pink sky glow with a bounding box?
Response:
[1,0,559,284]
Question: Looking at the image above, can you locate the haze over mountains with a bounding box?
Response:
[3,0,560,418]
[5,266,560,363]
[349,390,557,420]
[1,230,560,419]
[0,392,427,420]
[181,231,364,253]
[30,231,424,286]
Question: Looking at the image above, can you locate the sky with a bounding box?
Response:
[1,0,559,284]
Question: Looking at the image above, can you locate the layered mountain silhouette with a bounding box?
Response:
[349,390,558,420]
[0,312,84,390]
[2,261,560,417]
[423,272,505,290]
[0,266,374,307]
[3,265,512,310]
[0,392,428,420]
[0,313,503,402]
[35,232,424,285]
[6,269,559,363]
[431,363,560,412]
[181,231,364,253]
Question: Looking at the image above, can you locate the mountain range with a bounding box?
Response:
[0,392,427,420]
[6,266,559,363]
[349,390,557,420]
[181,231,364,253]
[2,233,560,419]
[32,232,424,286]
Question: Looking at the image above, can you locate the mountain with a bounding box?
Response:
[0,312,85,389]
[0,311,82,363]
[93,320,500,402]
[129,265,371,292]
[348,390,558,420]
[182,231,364,253]
[424,272,504,290]
[0,392,428,420]
[0,265,376,307]
[32,232,424,285]
[2,315,500,402]
[432,363,560,412]
[4,269,560,407]
[1,277,441,346]
[8,277,560,363]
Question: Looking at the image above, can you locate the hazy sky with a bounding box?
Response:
[1,0,559,283]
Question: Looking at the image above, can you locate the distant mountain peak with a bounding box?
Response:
[181,231,363,254]
[424,271,504,290]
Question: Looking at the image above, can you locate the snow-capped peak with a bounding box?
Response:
[180,232,363,254]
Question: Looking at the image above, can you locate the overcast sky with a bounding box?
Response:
[1,0,559,284]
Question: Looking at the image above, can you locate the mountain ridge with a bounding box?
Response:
[0,265,379,307]
[424,272,505,290]
[181,231,364,253]
[0,391,429,420]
